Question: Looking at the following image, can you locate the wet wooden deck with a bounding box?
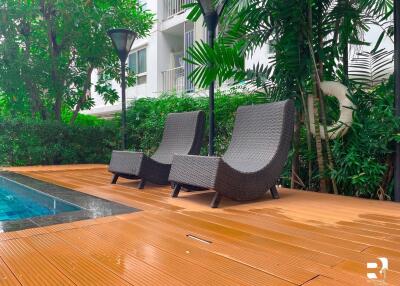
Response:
[0,164,400,285]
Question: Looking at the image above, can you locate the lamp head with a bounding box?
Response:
[107,28,137,62]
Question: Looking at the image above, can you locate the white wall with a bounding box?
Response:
[245,44,273,70]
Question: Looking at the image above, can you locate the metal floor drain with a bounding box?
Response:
[186,234,212,244]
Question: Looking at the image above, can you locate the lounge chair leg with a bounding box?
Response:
[270,185,280,199]
[171,184,181,198]
[210,192,222,208]
[111,174,119,184]
[138,179,146,189]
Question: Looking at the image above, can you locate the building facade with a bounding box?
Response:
[84,0,272,118]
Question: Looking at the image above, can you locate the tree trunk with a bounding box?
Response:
[308,0,327,193]
[380,154,394,200]
[21,28,47,120]
[340,0,349,83]
[291,110,301,189]
[1,12,47,119]
[343,41,349,82]
[316,82,339,194]
[70,66,94,124]
[41,0,64,121]
[311,89,328,192]
[315,3,339,194]
[24,77,47,120]
[307,49,339,194]
[298,85,313,190]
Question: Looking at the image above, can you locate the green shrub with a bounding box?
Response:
[62,109,113,127]
[118,91,267,155]
[331,77,400,199]
[1,86,396,200]
[0,91,265,167]
[0,118,117,166]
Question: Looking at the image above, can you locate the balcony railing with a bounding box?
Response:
[162,67,185,93]
[164,0,195,20]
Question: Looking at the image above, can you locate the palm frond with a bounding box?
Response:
[349,48,393,88]
[185,39,245,88]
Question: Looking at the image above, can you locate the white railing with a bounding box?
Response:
[162,67,185,93]
[164,0,194,20]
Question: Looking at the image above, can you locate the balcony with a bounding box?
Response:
[163,0,195,20]
[162,67,185,93]
[162,66,195,94]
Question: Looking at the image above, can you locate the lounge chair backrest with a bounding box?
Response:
[222,100,295,173]
[151,111,205,164]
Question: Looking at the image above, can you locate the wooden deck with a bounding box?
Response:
[0,164,400,285]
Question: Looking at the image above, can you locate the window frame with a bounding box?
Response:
[128,47,147,85]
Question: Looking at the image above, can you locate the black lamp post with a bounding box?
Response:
[395,1,400,202]
[197,0,228,156]
[108,28,137,150]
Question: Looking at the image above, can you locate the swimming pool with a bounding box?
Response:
[0,172,139,232]
[0,176,80,221]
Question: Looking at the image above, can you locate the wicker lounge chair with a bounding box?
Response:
[169,100,294,208]
[109,111,205,189]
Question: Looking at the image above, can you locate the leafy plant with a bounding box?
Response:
[332,77,399,199]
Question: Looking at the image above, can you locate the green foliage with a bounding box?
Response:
[186,40,245,88]
[61,109,114,127]
[331,77,399,199]
[120,91,267,155]
[0,0,154,121]
[1,84,397,201]
[0,118,117,166]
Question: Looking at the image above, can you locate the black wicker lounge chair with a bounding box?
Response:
[169,100,294,208]
[109,111,205,189]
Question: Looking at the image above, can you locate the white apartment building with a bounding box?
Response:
[85,0,272,118]
[85,0,392,118]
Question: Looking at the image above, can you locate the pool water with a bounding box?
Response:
[0,177,80,221]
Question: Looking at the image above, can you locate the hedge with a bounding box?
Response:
[0,118,118,166]
[119,91,268,155]
[0,91,265,167]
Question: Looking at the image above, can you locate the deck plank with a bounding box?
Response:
[84,223,244,286]
[93,219,299,285]
[55,228,187,286]
[0,239,75,285]
[24,233,132,286]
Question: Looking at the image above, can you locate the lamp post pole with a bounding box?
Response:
[395,0,400,202]
[208,19,216,156]
[107,28,136,150]
[121,60,127,150]
[198,1,228,156]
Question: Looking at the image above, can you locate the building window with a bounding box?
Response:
[129,47,147,84]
